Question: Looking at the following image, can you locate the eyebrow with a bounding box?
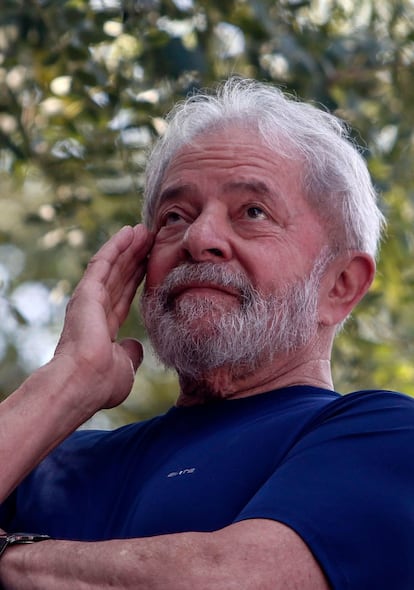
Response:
[222,179,275,197]
[158,183,199,204]
[222,179,288,211]
[160,180,277,200]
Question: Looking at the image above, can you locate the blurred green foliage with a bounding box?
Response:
[0,0,414,426]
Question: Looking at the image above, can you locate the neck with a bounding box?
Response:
[175,340,334,407]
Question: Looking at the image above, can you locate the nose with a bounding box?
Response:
[182,210,232,262]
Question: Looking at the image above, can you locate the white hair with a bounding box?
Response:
[143,77,385,257]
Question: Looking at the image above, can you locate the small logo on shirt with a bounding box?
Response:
[167,467,196,478]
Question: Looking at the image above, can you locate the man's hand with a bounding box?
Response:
[54,224,153,411]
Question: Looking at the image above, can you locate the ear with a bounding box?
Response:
[318,253,376,327]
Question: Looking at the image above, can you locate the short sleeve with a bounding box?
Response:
[234,390,414,590]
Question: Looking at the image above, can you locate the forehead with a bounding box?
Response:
[159,127,304,202]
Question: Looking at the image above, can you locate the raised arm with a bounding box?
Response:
[0,224,153,501]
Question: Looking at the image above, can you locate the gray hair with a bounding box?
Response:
[143,77,385,257]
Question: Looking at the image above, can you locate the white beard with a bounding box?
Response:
[140,257,328,380]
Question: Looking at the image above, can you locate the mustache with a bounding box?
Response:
[145,263,258,309]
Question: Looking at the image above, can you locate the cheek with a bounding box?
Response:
[145,244,177,290]
[241,251,296,294]
[144,256,162,291]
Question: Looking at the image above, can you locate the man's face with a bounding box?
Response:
[141,128,329,378]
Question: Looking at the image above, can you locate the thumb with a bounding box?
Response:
[119,338,144,373]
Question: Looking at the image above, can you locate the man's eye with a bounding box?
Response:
[162,211,183,226]
[246,206,267,220]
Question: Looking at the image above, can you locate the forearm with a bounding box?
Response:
[0,356,98,501]
[0,521,329,590]
[0,532,223,590]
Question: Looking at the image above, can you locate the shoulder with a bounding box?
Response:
[336,387,414,408]
[308,388,414,430]
[284,388,414,471]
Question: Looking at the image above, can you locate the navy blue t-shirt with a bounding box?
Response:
[1,385,414,589]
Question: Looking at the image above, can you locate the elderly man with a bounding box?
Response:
[0,78,413,589]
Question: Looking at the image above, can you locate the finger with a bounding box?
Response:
[118,338,144,373]
[101,225,153,296]
[84,227,135,285]
[84,225,153,286]
[110,262,147,329]
[74,226,152,319]
[105,227,154,326]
